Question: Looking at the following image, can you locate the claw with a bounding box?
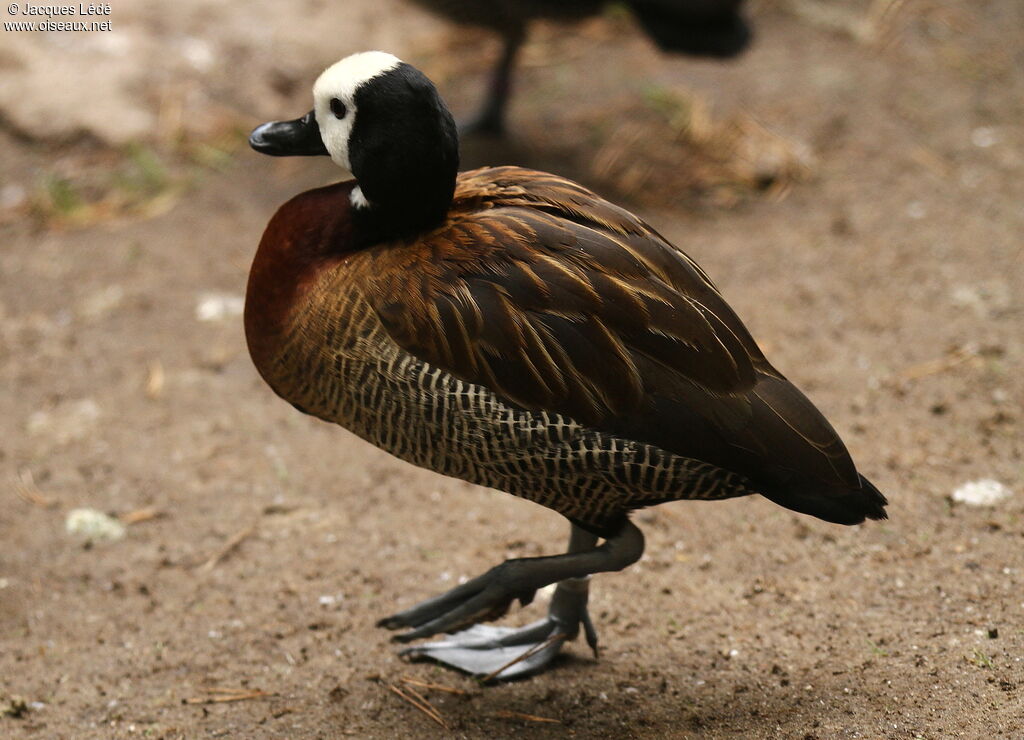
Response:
[582,610,600,658]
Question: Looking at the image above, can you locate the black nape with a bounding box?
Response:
[348,63,460,244]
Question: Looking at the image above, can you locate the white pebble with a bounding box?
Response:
[952,479,1013,507]
[65,508,126,542]
[971,127,997,148]
[905,201,927,220]
[180,37,214,72]
[195,293,245,322]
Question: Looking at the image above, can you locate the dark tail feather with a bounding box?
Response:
[761,474,889,526]
[626,0,752,58]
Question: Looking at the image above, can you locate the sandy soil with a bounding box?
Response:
[1,1,1022,737]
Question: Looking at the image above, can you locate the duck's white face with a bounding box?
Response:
[312,51,402,173]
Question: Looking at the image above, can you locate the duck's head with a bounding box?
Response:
[250,51,459,236]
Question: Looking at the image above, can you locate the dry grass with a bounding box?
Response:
[586,88,814,208]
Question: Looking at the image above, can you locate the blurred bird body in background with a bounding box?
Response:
[245,51,885,680]
[407,0,751,133]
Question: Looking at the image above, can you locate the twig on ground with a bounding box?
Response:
[403,683,446,720]
[387,683,448,729]
[494,709,561,724]
[183,688,273,704]
[400,675,470,695]
[146,360,165,399]
[206,688,258,694]
[14,469,58,508]
[199,524,256,572]
[898,346,976,382]
[119,507,164,525]
[481,632,565,683]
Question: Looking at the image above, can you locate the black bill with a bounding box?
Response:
[249,110,329,157]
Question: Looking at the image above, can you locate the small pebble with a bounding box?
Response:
[952,479,1013,507]
[195,293,245,322]
[65,508,126,542]
[970,127,997,148]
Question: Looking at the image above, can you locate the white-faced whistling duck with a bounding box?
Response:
[405,0,751,134]
[246,51,887,680]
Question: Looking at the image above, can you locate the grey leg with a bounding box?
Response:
[459,24,525,137]
[378,521,644,680]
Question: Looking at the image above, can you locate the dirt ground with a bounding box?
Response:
[1,1,1022,737]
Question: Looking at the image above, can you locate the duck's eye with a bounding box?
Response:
[330,98,347,119]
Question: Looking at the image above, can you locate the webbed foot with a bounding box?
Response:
[375,522,644,680]
[399,577,597,680]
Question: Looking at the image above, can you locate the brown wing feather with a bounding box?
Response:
[355,166,858,490]
[360,218,753,420]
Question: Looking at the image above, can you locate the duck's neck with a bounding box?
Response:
[347,102,460,245]
[348,163,457,246]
